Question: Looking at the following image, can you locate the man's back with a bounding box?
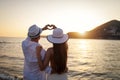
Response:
[22,38,46,80]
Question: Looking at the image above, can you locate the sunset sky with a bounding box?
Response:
[0,0,120,37]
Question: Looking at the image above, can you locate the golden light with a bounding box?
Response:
[79,40,88,50]
[55,10,104,34]
[79,30,86,35]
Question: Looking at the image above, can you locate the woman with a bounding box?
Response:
[37,28,69,80]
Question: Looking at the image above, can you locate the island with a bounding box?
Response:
[67,20,120,39]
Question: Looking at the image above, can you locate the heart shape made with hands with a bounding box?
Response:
[46,25,56,30]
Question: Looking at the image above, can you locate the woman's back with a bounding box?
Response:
[47,44,68,80]
[49,43,68,74]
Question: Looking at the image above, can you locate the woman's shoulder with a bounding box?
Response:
[47,47,53,54]
[47,47,53,51]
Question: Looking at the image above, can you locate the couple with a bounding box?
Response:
[22,24,69,80]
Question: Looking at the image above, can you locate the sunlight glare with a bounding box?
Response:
[79,31,86,35]
[79,40,87,50]
[53,10,104,33]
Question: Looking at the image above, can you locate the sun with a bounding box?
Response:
[79,31,86,34]
[79,30,86,35]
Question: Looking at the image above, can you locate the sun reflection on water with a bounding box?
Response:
[78,39,88,50]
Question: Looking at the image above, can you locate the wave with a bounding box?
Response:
[0,55,23,60]
[68,70,120,80]
[0,41,21,44]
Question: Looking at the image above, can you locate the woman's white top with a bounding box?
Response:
[22,37,46,80]
[47,73,68,80]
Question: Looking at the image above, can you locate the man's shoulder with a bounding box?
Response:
[22,39,29,45]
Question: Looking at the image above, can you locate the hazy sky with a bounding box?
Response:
[0,0,120,37]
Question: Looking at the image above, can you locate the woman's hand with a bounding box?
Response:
[50,24,57,29]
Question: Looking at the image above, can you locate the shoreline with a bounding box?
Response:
[0,74,23,80]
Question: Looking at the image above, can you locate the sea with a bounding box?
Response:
[0,37,120,80]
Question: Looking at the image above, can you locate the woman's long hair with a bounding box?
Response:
[52,42,68,74]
